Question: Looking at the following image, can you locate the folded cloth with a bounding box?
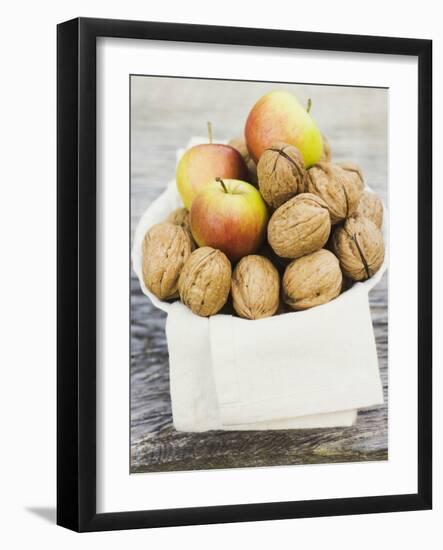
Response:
[165,290,383,432]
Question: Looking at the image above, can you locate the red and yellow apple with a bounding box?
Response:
[245,90,324,167]
[190,178,268,262]
[176,143,249,209]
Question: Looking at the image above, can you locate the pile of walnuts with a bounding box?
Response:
[142,139,385,319]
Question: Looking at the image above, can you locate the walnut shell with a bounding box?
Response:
[228,137,258,185]
[332,217,385,281]
[231,255,280,319]
[283,249,343,310]
[257,142,307,208]
[338,162,365,187]
[305,162,364,224]
[142,222,192,300]
[166,207,196,248]
[320,135,332,162]
[166,207,191,232]
[178,247,232,317]
[267,193,331,259]
[355,190,384,229]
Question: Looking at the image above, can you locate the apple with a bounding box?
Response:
[190,178,268,262]
[244,90,324,168]
[176,143,249,209]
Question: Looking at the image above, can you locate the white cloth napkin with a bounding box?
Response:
[166,287,383,431]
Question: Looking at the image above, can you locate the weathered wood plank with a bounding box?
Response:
[130,77,388,473]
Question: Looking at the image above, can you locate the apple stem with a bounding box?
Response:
[207,121,213,144]
[306,98,312,113]
[216,177,228,193]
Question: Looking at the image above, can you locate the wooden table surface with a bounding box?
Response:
[130,77,388,473]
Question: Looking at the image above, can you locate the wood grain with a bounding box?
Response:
[130,77,388,473]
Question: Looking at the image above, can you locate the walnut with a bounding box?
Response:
[231,255,280,319]
[332,217,385,281]
[166,207,196,248]
[257,142,306,208]
[355,190,384,229]
[178,247,232,316]
[228,137,258,185]
[283,249,343,310]
[142,222,192,300]
[166,207,191,233]
[320,135,332,162]
[338,162,365,187]
[267,193,331,259]
[305,162,364,224]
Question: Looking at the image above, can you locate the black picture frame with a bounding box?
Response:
[57,17,432,532]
